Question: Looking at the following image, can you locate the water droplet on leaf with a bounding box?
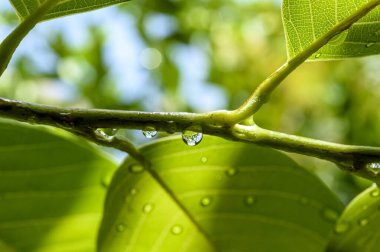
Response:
[129,164,144,173]
[321,208,339,222]
[334,221,350,234]
[244,196,256,206]
[200,196,212,207]
[366,42,375,48]
[225,167,238,177]
[116,224,126,232]
[143,203,154,213]
[171,225,183,235]
[358,218,368,227]
[130,188,138,195]
[142,126,157,138]
[201,157,208,163]
[182,125,203,146]
[370,189,380,197]
[315,53,322,58]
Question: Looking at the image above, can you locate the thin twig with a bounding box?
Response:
[230,0,380,123]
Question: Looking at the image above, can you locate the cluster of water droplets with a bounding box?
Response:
[182,125,203,146]
[333,185,380,235]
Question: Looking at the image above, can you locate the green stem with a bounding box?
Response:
[1,97,380,181]
[231,124,380,181]
[229,0,380,123]
[0,98,227,132]
[0,0,61,77]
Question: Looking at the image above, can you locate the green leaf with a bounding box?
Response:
[98,136,343,252]
[282,0,380,60]
[327,185,380,252]
[0,120,116,252]
[9,0,128,21]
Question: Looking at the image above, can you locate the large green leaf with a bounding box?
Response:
[9,0,128,21]
[282,0,380,60]
[327,185,380,251]
[98,136,343,252]
[0,120,116,252]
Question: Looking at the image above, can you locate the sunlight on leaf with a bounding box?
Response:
[327,185,380,252]
[0,120,117,251]
[9,0,128,21]
[283,0,380,60]
[98,136,343,252]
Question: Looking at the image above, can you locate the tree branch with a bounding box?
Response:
[1,97,380,182]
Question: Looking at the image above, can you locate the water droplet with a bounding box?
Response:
[321,208,339,222]
[129,164,144,173]
[244,196,256,206]
[201,157,208,164]
[182,125,203,146]
[358,218,368,227]
[315,53,322,58]
[366,163,380,175]
[225,167,238,177]
[143,203,154,213]
[329,30,348,46]
[142,126,157,139]
[130,188,138,195]
[95,128,118,141]
[116,224,126,232]
[166,121,177,134]
[334,221,350,234]
[171,225,183,235]
[200,196,212,207]
[366,42,375,48]
[370,189,380,197]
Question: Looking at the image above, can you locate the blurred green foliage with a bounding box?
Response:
[1,0,380,202]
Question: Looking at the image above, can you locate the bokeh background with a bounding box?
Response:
[1,0,380,203]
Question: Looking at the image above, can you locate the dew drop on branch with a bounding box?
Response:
[182,125,203,146]
[142,126,157,139]
[95,128,118,141]
[365,163,380,175]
